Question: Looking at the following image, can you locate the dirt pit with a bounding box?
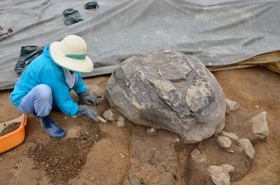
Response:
[0,67,279,185]
[0,122,21,137]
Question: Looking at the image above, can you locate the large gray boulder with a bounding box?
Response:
[105,49,226,143]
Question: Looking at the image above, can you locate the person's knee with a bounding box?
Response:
[36,84,52,101]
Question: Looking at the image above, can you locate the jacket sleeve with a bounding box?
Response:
[40,66,79,116]
[73,72,87,94]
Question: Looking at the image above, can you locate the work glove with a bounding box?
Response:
[78,92,99,106]
[77,106,99,122]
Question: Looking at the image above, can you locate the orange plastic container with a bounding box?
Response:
[0,114,27,154]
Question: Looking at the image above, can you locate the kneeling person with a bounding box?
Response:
[9,35,100,138]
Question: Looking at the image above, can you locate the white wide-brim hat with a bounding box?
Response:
[49,35,93,73]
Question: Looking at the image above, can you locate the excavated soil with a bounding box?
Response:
[27,123,102,184]
[0,122,21,137]
[0,66,279,185]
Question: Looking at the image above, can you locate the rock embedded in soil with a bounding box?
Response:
[216,136,232,149]
[105,49,226,143]
[116,116,126,127]
[190,148,207,163]
[225,99,240,114]
[146,127,157,136]
[251,111,269,139]
[237,138,255,159]
[208,164,234,185]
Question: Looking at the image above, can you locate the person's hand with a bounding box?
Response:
[78,92,99,106]
[77,106,99,122]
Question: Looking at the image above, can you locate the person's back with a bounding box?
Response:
[10,46,58,107]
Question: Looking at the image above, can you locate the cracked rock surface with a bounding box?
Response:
[105,49,226,143]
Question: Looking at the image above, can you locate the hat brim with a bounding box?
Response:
[49,42,93,73]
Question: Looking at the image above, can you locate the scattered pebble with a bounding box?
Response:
[221,131,239,140]
[117,116,125,127]
[88,177,95,182]
[146,127,157,136]
[225,150,234,154]
[216,136,232,149]
[190,148,206,163]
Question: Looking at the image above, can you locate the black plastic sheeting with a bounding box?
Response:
[0,0,279,90]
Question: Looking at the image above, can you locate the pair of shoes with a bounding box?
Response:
[36,115,66,138]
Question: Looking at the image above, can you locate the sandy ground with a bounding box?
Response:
[0,66,279,185]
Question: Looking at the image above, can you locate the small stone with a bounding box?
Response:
[72,115,77,118]
[117,116,126,127]
[216,136,232,149]
[251,111,269,138]
[237,138,255,159]
[225,150,234,154]
[89,86,105,98]
[221,131,239,140]
[158,69,163,76]
[103,109,114,121]
[190,148,206,163]
[146,127,157,136]
[88,177,95,182]
[208,164,234,185]
[225,99,240,114]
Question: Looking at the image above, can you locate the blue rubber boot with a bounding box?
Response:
[37,115,66,138]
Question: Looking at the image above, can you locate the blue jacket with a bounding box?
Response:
[9,45,87,116]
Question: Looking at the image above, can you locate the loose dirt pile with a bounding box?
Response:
[0,122,21,137]
[28,124,103,184]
